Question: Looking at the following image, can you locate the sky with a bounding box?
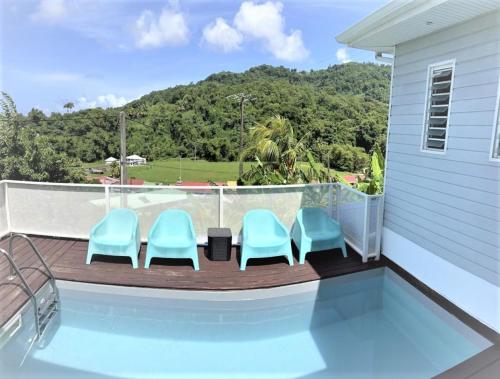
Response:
[1,0,387,114]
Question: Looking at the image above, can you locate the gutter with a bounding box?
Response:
[375,52,394,65]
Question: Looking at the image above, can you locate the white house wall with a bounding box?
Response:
[384,11,500,288]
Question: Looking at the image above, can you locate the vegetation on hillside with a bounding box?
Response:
[18,63,390,175]
[0,92,84,182]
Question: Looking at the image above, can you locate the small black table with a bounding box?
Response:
[207,228,232,261]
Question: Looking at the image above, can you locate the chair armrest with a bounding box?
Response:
[90,216,107,237]
[274,216,289,237]
[188,218,197,241]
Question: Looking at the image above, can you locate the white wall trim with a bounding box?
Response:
[420,59,456,155]
[382,227,500,333]
[488,74,500,162]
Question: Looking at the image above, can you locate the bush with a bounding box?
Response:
[328,144,369,172]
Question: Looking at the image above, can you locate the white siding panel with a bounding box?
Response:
[385,196,499,247]
[390,134,492,153]
[386,178,499,221]
[390,124,494,139]
[396,25,500,67]
[395,40,499,76]
[392,97,497,115]
[446,137,492,152]
[385,169,500,207]
[388,143,497,166]
[385,186,500,235]
[390,111,495,126]
[385,11,500,286]
[386,155,500,188]
[391,82,498,106]
[385,203,498,260]
[395,53,499,86]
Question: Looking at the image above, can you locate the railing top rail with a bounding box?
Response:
[1,179,383,198]
[1,180,333,191]
[337,183,384,199]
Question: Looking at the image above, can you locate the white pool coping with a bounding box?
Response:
[55,268,383,302]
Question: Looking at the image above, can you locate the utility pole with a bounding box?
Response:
[178,155,182,183]
[227,93,255,178]
[119,111,128,185]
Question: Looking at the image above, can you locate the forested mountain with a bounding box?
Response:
[25,63,391,171]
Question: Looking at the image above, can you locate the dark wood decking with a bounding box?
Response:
[0,235,382,328]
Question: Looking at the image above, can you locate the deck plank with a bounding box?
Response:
[0,235,382,327]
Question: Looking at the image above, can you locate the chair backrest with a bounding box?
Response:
[156,209,194,238]
[244,209,280,236]
[298,208,329,231]
[105,208,137,235]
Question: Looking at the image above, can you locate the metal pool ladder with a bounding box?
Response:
[1,234,60,341]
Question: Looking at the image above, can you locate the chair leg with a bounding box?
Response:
[192,257,200,271]
[131,255,139,269]
[144,255,152,269]
[85,252,93,265]
[286,252,294,267]
[240,256,247,271]
[340,239,347,258]
[299,251,306,265]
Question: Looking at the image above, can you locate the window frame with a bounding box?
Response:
[420,59,456,155]
[489,75,500,162]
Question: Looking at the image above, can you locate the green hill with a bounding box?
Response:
[29,63,391,171]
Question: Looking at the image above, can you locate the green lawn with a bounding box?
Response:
[84,159,354,184]
[128,159,254,184]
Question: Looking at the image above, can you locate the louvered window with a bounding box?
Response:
[490,80,500,160]
[422,61,455,153]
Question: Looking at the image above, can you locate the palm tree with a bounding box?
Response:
[63,102,75,113]
[241,115,307,184]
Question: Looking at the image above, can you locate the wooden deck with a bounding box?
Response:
[0,235,382,328]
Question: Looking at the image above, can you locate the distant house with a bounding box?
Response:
[342,175,357,185]
[128,178,145,186]
[175,181,226,187]
[337,0,500,332]
[98,176,144,186]
[104,157,118,165]
[126,154,146,166]
[98,176,120,185]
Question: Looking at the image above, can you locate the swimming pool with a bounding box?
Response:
[0,267,492,378]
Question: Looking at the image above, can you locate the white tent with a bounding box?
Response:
[126,154,146,166]
[104,157,118,165]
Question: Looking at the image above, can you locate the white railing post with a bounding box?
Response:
[327,183,334,218]
[4,181,11,234]
[104,185,110,213]
[335,183,341,222]
[362,196,371,263]
[374,195,384,260]
[219,187,224,228]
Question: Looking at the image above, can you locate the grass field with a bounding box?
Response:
[85,159,353,184]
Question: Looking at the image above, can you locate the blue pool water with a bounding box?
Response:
[1,268,492,378]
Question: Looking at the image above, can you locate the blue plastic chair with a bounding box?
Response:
[86,208,141,269]
[291,207,347,264]
[145,210,199,271]
[240,209,294,271]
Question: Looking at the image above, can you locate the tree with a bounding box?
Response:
[63,102,75,113]
[356,145,385,194]
[14,63,390,166]
[109,161,120,178]
[0,92,85,182]
[242,115,306,184]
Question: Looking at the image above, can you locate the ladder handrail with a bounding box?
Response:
[0,248,40,337]
[8,234,58,296]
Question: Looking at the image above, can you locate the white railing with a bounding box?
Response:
[0,180,383,262]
